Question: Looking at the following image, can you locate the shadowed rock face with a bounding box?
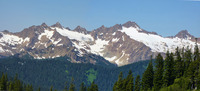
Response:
[0,21,199,66]
[175,30,194,39]
[51,22,63,29]
[73,26,88,34]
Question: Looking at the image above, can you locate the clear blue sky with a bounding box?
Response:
[0,0,200,37]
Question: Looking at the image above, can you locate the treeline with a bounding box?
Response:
[0,55,149,91]
[113,44,200,91]
[0,73,34,91]
[0,72,99,91]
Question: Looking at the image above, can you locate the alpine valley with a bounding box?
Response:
[0,21,199,66]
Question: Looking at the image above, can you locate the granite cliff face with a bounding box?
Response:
[0,21,199,66]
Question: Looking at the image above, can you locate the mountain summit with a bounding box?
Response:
[0,21,199,66]
[175,30,194,39]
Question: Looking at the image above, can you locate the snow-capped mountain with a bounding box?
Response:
[0,21,199,66]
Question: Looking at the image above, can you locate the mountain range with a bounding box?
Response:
[0,21,199,66]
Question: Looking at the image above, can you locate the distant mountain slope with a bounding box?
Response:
[0,56,150,91]
[0,21,199,66]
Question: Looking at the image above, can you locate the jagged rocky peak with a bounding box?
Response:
[41,23,49,28]
[51,22,63,28]
[65,27,71,30]
[2,30,10,33]
[112,24,122,30]
[122,21,139,28]
[100,25,106,29]
[74,26,88,34]
[175,30,194,39]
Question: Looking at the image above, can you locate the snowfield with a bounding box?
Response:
[119,26,198,53]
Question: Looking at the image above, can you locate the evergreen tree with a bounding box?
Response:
[163,51,175,87]
[25,84,33,91]
[153,53,164,91]
[113,82,117,91]
[197,66,200,90]
[13,74,23,91]
[135,75,141,91]
[88,81,98,91]
[174,47,184,78]
[126,70,134,91]
[0,73,8,90]
[194,38,199,61]
[186,60,199,89]
[184,47,192,73]
[79,82,86,91]
[69,78,75,91]
[116,72,123,91]
[50,86,53,91]
[141,56,154,91]
[64,81,68,91]
[8,81,13,91]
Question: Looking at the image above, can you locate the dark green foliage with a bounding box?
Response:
[88,81,98,91]
[174,47,184,78]
[186,60,199,89]
[194,40,199,61]
[153,53,164,91]
[0,56,149,91]
[69,78,75,91]
[141,57,154,91]
[25,84,33,91]
[0,73,8,90]
[197,68,200,90]
[79,82,86,91]
[160,77,191,91]
[13,74,23,91]
[113,71,134,91]
[125,70,134,91]
[0,73,33,91]
[163,51,175,87]
[64,81,68,91]
[134,75,141,91]
[183,47,192,73]
[50,86,53,91]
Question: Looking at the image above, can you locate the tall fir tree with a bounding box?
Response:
[88,81,98,91]
[116,72,123,91]
[8,81,13,91]
[163,51,175,87]
[186,60,199,89]
[69,78,75,91]
[194,38,199,61]
[141,56,154,91]
[174,47,184,78]
[135,75,141,91]
[0,73,8,91]
[79,82,86,91]
[153,53,164,91]
[50,86,53,91]
[184,47,192,73]
[125,70,134,91]
[25,84,33,91]
[64,81,68,91]
[13,74,23,91]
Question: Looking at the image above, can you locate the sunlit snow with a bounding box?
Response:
[90,38,109,56]
[52,27,93,42]
[119,27,198,53]
[0,32,23,46]
[38,30,54,40]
